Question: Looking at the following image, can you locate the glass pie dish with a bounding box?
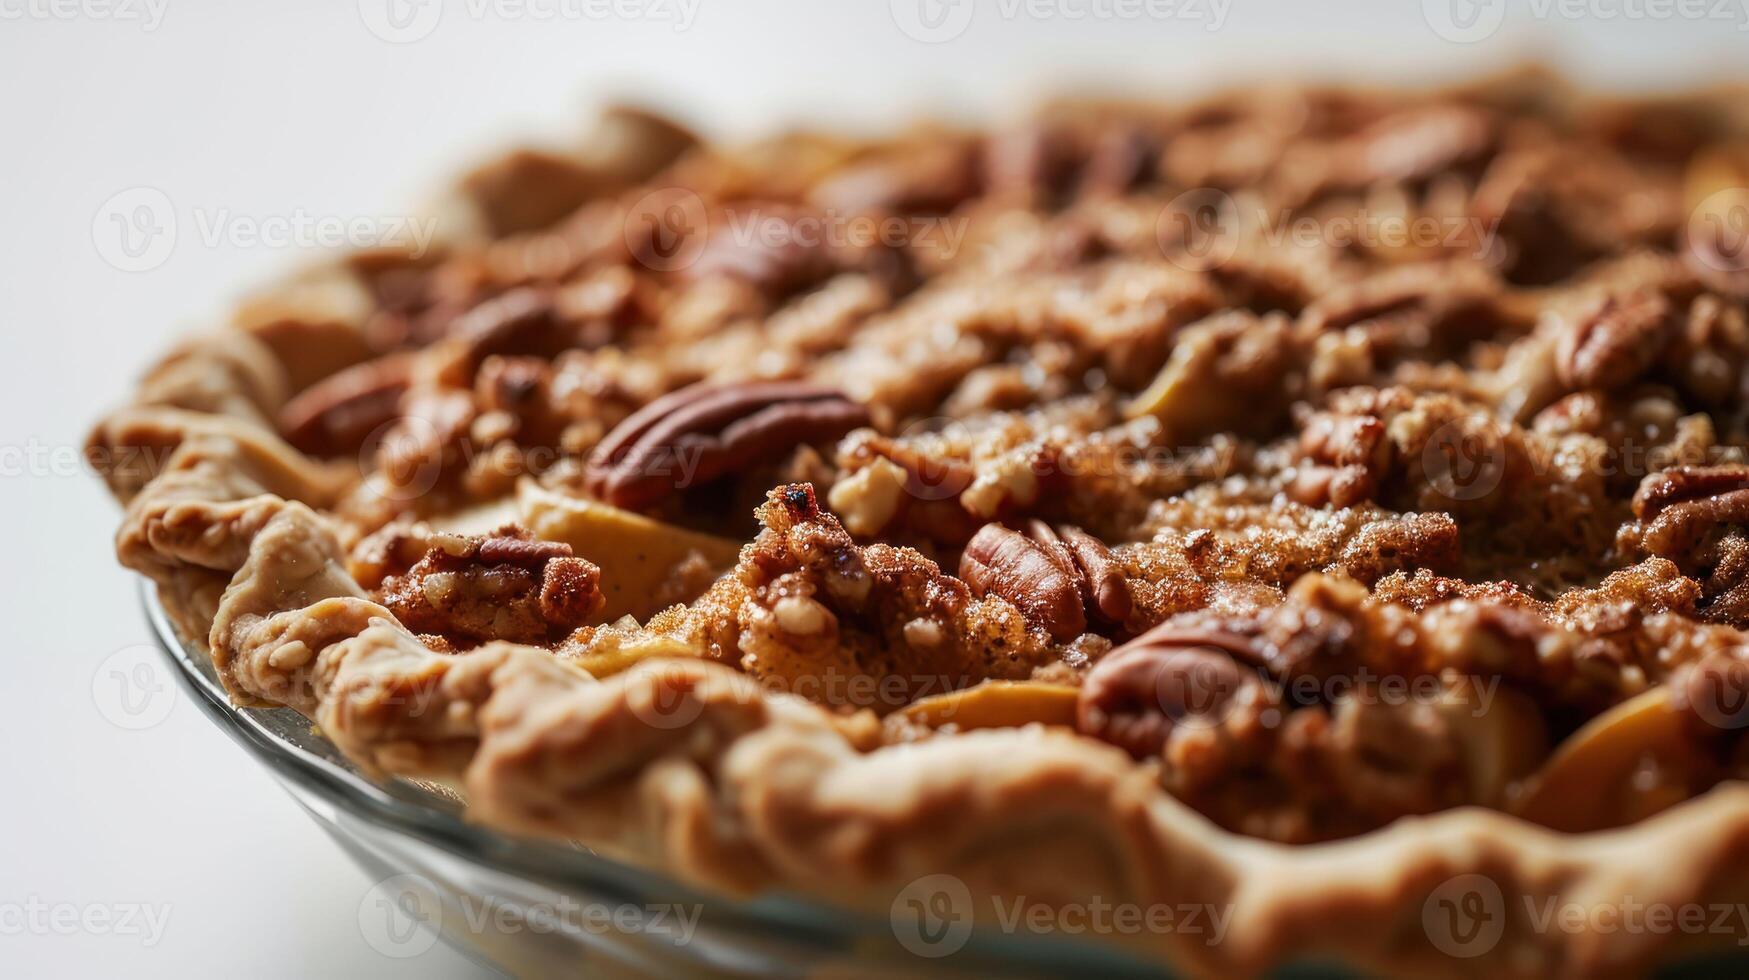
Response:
[101,77,1749,977]
[145,582,1183,979]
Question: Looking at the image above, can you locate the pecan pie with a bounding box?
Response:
[93,78,1749,976]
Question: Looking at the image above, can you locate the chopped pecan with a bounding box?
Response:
[1076,633,1265,759]
[277,353,413,457]
[1667,294,1749,406]
[585,105,700,184]
[960,523,1087,642]
[1634,483,1749,560]
[1633,464,1749,521]
[1297,263,1508,349]
[1555,290,1678,390]
[460,150,615,236]
[1287,406,1392,508]
[374,524,602,646]
[475,356,563,447]
[1625,466,1749,625]
[982,122,1080,203]
[843,434,976,503]
[584,381,870,510]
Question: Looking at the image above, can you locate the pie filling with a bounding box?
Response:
[139,83,1749,846]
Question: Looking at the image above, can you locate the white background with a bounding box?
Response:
[2,1,1745,976]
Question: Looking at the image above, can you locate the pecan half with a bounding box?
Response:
[1632,475,1749,576]
[1639,492,1749,561]
[1287,403,1392,508]
[1346,105,1495,185]
[1555,290,1677,390]
[584,381,870,510]
[684,205,838,294]
[374,525,603,646]
[1031,521,1134,625]
[278,353,413,456]
[958,521,1133,641]
[960,523,1087,642]
[1076,635,1264,759]
[1633,464,1749,521]
[449,287,569,366]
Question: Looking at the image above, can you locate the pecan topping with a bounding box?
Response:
[958,521,1133,641]
[1555,290,1677,390]
[584,381,870,510]
[1288,407,1391,508]
[1076,637,1262,759]
[1634,482,1749,561]
[278,353,413,456]
[1347,105,1495,184]
[1028,521,1133,623]
[684,205,838,293]
[374,524,602,646]
[846,434,976,503]
[1633,465,1749,521]
[960,522,1087,642]
[1056,524,1134,624]
[454,287,566,357]
[475,355,562,446]
[1624,467,1749,625]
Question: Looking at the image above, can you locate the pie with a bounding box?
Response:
[91,71,1749,976]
